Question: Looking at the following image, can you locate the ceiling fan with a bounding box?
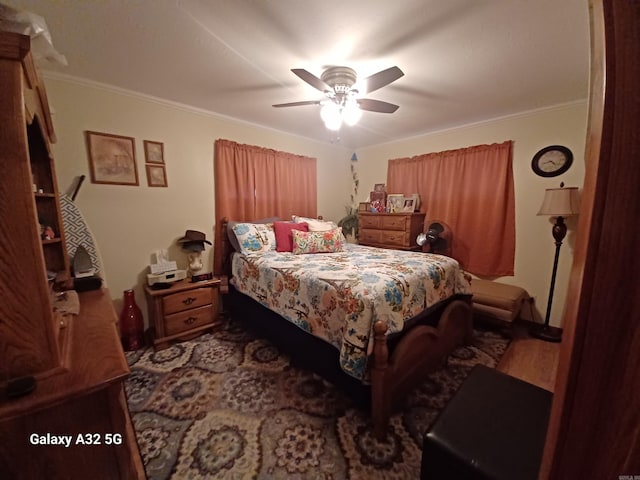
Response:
[273,66,404,130]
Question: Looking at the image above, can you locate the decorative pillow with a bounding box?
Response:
[291,215,338,232]
[274,221,309,252]
[231,222,277,254]
[292,228,344,254]
[227,217,278,252]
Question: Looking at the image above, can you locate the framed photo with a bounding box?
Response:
[386,194,405,213]
[358,202,371,212]
[401,198,416,212]
[146,164,168,187]
[374,183,386,192]
[86,131,139,186]
[144,140,165,164]
[404,193,421,211]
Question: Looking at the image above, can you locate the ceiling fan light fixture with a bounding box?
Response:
[342,100,362,126]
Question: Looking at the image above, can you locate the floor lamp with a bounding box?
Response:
[531,184,580,342]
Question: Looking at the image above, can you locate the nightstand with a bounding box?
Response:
[144,278,221,350]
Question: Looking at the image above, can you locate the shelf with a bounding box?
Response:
[34,192,56,198]
[42,238,62,245]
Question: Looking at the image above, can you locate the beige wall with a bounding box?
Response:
[45,75,352,321]
[47,73,587,329]
[355,101,588,327]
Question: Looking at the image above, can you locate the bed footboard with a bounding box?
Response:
[371,299,473,439]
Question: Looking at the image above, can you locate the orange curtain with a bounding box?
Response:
[214,139,317,224]
[387,141,515,276]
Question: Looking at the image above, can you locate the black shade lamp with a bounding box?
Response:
[532,184,580,342]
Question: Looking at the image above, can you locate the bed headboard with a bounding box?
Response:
[213,217,233,293]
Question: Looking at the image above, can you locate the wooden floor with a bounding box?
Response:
[494,320,561,392]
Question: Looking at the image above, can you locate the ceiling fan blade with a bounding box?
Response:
[357,98,399,113]
[363,66,404,94]
[272,100,322,108]
[291,69,330,92]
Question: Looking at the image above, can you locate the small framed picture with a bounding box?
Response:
[374,183,386,192]
[386,194,405,213]
[86,131,138,186]
[144,140,164,164]
[401,198,415,212]
[405,193,421,211]
[146,164,167,187]
[358,202,371,212]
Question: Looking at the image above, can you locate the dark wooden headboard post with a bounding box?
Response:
[213,217,231,294]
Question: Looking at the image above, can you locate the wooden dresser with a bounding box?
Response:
[358,212,426,251]
[0,32,144,478]
[145,278,221,350]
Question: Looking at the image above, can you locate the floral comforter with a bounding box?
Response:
[231,243,472,382]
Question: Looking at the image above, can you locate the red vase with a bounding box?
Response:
[120,289,144,351]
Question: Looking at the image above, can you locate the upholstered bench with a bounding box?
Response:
[420,364,552,480]
[471,279,528,323]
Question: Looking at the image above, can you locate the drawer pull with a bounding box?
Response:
[182,297,197,305]
[184,316,197,325]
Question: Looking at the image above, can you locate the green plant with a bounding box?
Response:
[338,210,359,238]
[338,161,360,238]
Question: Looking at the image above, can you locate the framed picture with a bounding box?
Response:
[86,131,139,186]
[401,198,415,212]
[374,183,386,192]
[358,202,371,212]
[404,193,421,211]
[146,164,168,187]
[144,140,165,164]
[386,194,405,213]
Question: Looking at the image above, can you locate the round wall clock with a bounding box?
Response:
[531,145,573,177]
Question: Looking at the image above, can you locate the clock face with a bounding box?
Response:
[532,145,573,177]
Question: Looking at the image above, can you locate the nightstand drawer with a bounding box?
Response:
[163,287,213,315]
[164,304,214,336]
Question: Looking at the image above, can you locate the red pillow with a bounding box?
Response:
[274,221,309,252]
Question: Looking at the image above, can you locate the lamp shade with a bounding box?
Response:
[537,187,580,216]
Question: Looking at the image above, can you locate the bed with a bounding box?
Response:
[213,217,473,438]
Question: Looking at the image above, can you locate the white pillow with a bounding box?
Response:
[292,215,338,232]
[231,222,276,254]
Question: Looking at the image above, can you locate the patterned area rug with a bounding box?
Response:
[125,318,511,479]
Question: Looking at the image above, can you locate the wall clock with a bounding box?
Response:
[531,145,573,177]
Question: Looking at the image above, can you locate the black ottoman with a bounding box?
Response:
[421,364,552,480]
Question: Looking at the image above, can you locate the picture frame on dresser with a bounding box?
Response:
[401,198,416,212]
[404,193,421,211]
[386,194,405,213]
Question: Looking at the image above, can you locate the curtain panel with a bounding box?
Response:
[386,141,515,276]
[214,139,317,224]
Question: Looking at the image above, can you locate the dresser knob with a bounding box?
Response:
[184,317,196,325]
[183,297,196,305]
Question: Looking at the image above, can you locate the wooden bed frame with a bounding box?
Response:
[213,217,473,439]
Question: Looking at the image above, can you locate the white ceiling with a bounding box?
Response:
[5,0,590,149]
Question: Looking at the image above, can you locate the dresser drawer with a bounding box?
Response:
[380,230,409,247]
[380,215,408,230]
[359,215,382,229]
[164,304,214,336]
[359,228,381,245]
[163,287,213,315]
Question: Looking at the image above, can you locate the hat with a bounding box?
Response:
[181,241,205,252]
[177,230,212,245]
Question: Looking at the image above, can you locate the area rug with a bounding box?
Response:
[125,317,511,479]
